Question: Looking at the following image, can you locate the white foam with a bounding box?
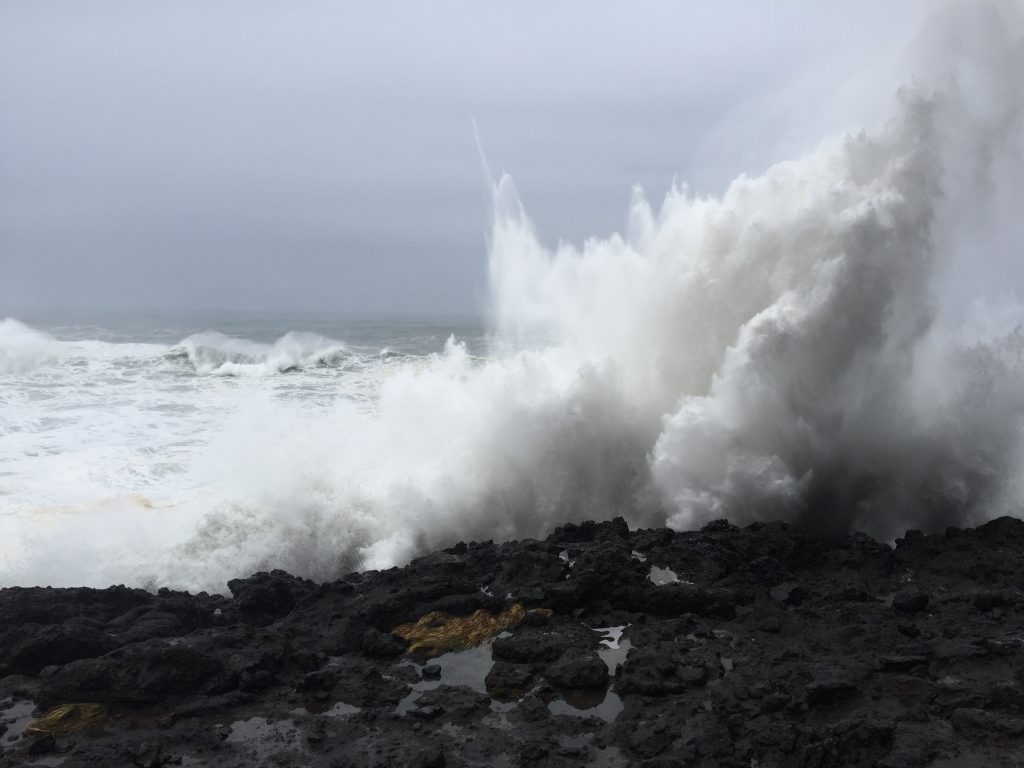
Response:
[0,318,62,373]
[174,331,350,376]
[0,317,165,374]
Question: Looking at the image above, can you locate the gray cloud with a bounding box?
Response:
[1,1,932,313]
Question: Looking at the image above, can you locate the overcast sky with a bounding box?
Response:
[1,1,932,314]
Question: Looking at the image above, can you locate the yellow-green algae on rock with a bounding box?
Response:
[393,603,550,656]
[26,703,108,737]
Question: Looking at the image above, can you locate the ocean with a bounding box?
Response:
[0,310,491,590]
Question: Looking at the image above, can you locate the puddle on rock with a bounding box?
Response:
[599,639,633,675]
[591,626,633,674]
[489,699,516,714]
[559,733,593,750]
[322,701,360,718]
[225,716,304,760]
[591,745,630,767]
[648,565,680,585]
[556,733,629,766]
[482,710,514,731]
[544,624,632,721]
[296,700,361,718]
[559,550,576,575]
[395,641,495,715]
[547,689,624,722]
[441,722,463,739]
[478,756,513,768]
[595,626,625,648]
[556,732,594,760]
[1,699,37,746]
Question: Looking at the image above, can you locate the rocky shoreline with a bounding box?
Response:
[2,516,1024,767]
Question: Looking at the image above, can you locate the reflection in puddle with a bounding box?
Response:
[591,625,633,674]
[648,565,679,585]
[322,701,360,718]
[441,722,463,739]
[595,626,625,649]
[1,699,37,746]
[556,733,628,765]
[599,638,633,675]
[542,624,630,722]
[298,695,359,716]
[396,641,495,715]
[591,745,629,767]
[489,699,516,714]
[226,716,304,760]
[547,689,623,722]
[2,698,76,766]
[558,732,593,751]
[482,711,514,731]
[226,716,295,741]
[559,550,576,572]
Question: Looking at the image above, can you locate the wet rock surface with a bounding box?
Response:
[2,516,1024,767]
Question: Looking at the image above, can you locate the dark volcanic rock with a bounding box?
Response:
[617,646,708,695]
[227,569,315,626]
[3,515,1024,768]
[543,651,608,689]
[38,638,226,707]
[892,590,930,613]
[484,660,532,693]
[770,581,806,605]
[2,623,119,677]
[492,630,568,663]
[642,583,747,618]
[360,628,407,657]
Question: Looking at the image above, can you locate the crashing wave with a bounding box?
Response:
[0,318,167,374]
[170,331,350,376]
[0,318,62,374]
[2,3,1023,592]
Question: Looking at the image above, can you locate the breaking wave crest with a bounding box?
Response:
[0,317,167,373]
[0,320,353,378]
[171,332,350,376]
[0,318,63,374]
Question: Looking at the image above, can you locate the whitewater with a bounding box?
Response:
[3,4,1024,593]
